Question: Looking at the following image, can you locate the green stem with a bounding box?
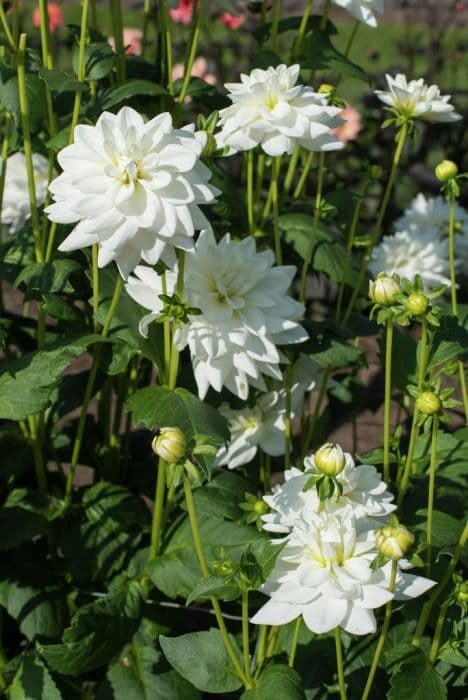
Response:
[428,600,449,665]
[246,150,255,235]
[302,369,329,458]
[242,591,254,685]
[178,0,204,103]
[334,626,347,700]
[342,122,409,325]
[300,152,325,303]
[255,625,268,676]
[383,320,394,483]
[344,19,359,58]
[69,0,89,142]
[63,275,124,508]
[266,625,279,657]
[148,458,166,561]
[293,0,313,59]
[288,617,302,668]
[293,151,314,199]
[28,414,48,492]
[0,112,12,310]
[109,0,126,82]
[141,0,151,58]
[284,144,300,193]
[271,156,282,264]
[92,244,99,332]
[160,0,174,94]
[167,251,185,390]
[270,0,281,50]
[161,273,171,384]
[361,560,398,700]
[320,0,331,30]
[183,476,251,688]
[413,522,468,646]
[284,363,293,470]
[254,154,265,217]
[0,3,14,50]
[426,415,439,576]
[38,0,58,136]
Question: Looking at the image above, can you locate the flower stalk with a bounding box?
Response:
[334,626,347,700]
[148,458,166,561]
[70,0,90,141]
[246,150,255,235]
[383,319,394,483]
[271,156,282,264]
[178,0,204,104]
[242,591,254,685]
[300,151,325,302]
[425,414,439,575]
[288,617,302,668]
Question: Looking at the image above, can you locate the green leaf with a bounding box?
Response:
[72,42,116,80]
[307,335,362,370]
[101,646,201,699]
[299,30,368,81]
[241,663,306,699]
[38,67,88,94]
[186,574,241,605]
[4,488,61,522]
[0,74,47,130]
[15,260,81,296]
[9,652,63,700]
[0,500,48,550]
[191,471,250,520]
[39,577,143,676]
[240,539,284,588]
[427,323,468,369]
[414,510,465,547]
[160,628,243,693]
[0,334,101,420]
[387,647,447,700]
[100,79,169,109]
[389,329,418,391]
[83,482,150,529]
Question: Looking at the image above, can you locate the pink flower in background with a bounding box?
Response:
[219,11,245,29]
[330,102,362,144]
[32,2,63,33]
[108,27,143,55]
[169,0,194,24]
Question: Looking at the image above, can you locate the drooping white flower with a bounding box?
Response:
[369,229,451,288]
[216,64,344,156]
[174,229,308,400]
[375,74,462,122]
[1,152,49,234]
[332,0,383,27]
[251,509,435,635]
[217,356,318,469]
[46,107,219,278]
[262,451,395,535]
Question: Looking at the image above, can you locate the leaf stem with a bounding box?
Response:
[428,600,449,665]
[425,414,439,576]
[178,0,204,103]
[288,617,302,668]
[344,19,359,58]
[69,0,90,142]
[294,151,315,199]
[383,319,394,483]
[300,151,325,303]
[284,144,300,193]
[334,626,347,700]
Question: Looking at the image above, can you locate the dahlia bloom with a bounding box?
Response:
[369,229,451,288]
[32,2,63,33]
[251,510,435,635]
[1,152,49,235]
[219,12,245,29]
[169,0,194,24]
[332,0,383,27]
[262,451,395,535]
[108,27,143,56]
[46,107,219,278]
[216,64,344,156]
[330,102,362,143]
[375,74,462,122]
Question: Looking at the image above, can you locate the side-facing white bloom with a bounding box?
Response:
[46,107,219,278]
[375,74,462,122]
[216,64,344,156]
[332,0,383,27]
[251,510,435,635]
[1,152,49,234]
[369,229,451,288]
[262,451,395,534]
[175,229,308,400]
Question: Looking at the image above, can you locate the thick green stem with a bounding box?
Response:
[294,151,314,199]
[284,145,300,193]
[428,601,449,665]
[183,476,251,688]
[334,627,347,700]
[160,0,174,94]
[0,3,15,50]
[270,0,281,50]
[178,0,204,103]
[343,122,409,324]
[109,0,126,82]
[148,458,166,561]
[320,0,331,29]
[69,0,90,142]
[383,320,394,483]
[300,152,325,303]
[254,154,265,217]
[288,617,302,668]
[302,369,329,457]
[28,414,48,492]
[141,0,151,58]
[344,19,359,57]
[167,251,185,390]
[0,112,12,309]
[361,560,398,700]
[425,415,439,575]
[271,156,282,264]
[246,150,255,235]
[255,625,268,676]
[293,0,313,59]
[63,276,124,507]
[38,0,57,136]
[92,244,99,332]
[242,591,254,685]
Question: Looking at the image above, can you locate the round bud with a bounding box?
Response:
[406,292,429,316]
[152,427,187,463]
[435,160,458,182]
[369,273,401,306]
[314,442,345,477]
[375,523,415,560]
[416,391,441,416]
[318,83,335,94]
[456,581,468,603]
[253,499,269,515]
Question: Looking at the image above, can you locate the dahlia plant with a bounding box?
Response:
[0,1,466,699]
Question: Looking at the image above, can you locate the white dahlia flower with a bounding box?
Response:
[369,229,451,288]
[216,64,344,156]
[375,74,462,122]
[262,451,395,535]
[46,107,219,278]
[217,358,318,469]
[174,229,308,400]
[1,152,49,234]
[332,0,383,28]
[251,510,435,635]
[124,264,177,337]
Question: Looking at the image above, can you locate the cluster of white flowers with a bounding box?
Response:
[332,0,383,28]
[370,193,468,288]
[1,152,49,234]
[251,446,435,635]
[375,74,462,123]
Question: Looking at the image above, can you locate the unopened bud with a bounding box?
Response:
[253,499,269,515]
[314,442,345,476]
[369,273,401,306]
[406,291,429,316]
[375,523,415,560]
[456,581,468,603]
[318,83,335,94]
[152,427,187,463]
[416,391,441,416]
[435,160,458,182]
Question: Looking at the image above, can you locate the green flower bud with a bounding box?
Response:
[456,581,468,603]
[369,273,401,306]
[416,391,441,416]
[314,442,345,476]
[318,83,335,94]
[406,292,429,316]
[375,523,415,560]
[435,160,458,182]
[253,498,269,515]
[152,427,187,463]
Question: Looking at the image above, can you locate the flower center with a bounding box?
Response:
[264,93,279,110]
[120,158,141,184]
